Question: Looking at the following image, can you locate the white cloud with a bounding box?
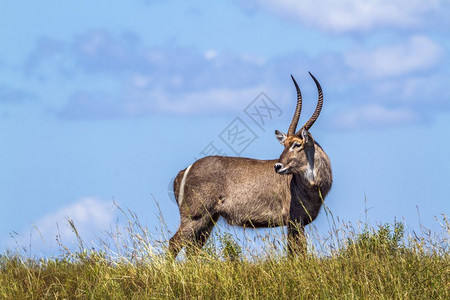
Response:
[344,36,443,78]
[25,30,449,126]
[152,85,266,114]
[331,104,419,129]
[58,84,268,119]
[204,50,218,60]
[10,197,115,252]
[367,74,450,109]
[244,0,441,32]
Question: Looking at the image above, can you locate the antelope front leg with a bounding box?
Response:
[287,220,306,255]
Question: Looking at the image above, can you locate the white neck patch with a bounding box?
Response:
[304,164,315,182]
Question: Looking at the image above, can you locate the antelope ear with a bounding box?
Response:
[300,128,314,147]
[275,130,287,145]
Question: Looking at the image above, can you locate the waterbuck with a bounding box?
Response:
[169,73,332,257]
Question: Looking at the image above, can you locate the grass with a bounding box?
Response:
[0,207,449,299]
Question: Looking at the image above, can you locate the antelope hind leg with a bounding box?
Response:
[185,215,218,258]
[168,215,218,259]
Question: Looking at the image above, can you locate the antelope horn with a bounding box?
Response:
[287,75,303,136]
[298,72,323,133]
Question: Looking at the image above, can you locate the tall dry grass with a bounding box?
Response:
[1,205,449,299]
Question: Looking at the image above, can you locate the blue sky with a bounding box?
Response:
[1,0,449,255]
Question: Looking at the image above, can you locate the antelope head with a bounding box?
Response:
[274,72,323,177]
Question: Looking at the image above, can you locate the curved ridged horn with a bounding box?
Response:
[287,75,303,136]
[299,72,323,133]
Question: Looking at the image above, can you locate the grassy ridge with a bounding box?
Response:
[1,218,449,299]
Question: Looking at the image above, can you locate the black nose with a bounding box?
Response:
[274,163,283,173]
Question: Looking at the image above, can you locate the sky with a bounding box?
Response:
[1,0,449,255]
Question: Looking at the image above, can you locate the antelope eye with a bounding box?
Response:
[292,142,302,149]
